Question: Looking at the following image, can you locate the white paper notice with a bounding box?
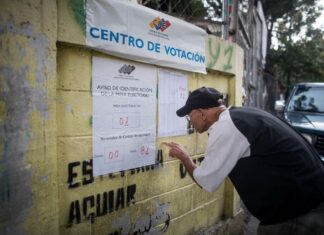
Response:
[158,68,188,137]
[92,56,157,176]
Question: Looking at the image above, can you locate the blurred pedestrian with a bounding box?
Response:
[163,87,324,235]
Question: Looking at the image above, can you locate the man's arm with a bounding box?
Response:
[162,142,199,185]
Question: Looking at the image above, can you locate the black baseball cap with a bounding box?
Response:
[176,87,222,117]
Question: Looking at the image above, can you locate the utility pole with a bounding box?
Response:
[222,0,229,39]
[228,0,238,42]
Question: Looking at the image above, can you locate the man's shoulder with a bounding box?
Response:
[228,106,273,132]
[229,106,271,118]
[229,106,261,112]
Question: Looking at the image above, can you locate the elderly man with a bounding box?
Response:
[163,87,324,235]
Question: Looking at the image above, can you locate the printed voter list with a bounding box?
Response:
[92,56,157,176]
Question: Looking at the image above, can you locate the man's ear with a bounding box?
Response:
[199,109,207,120]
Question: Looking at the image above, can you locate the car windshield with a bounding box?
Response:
[287,86,324,113]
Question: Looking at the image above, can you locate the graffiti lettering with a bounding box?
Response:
[68,161,80,188]
[207,39,221,68]
[223,45,233,71]
[68,184,136,225]
[83,195,95,222]
[82,160,93,185]
[179,163,187,179]
[68,160,94,188]
[110,201,170,235]
[108,171,125,179]
[207,37,234,72]
[179,156,204,179]
[67,150,163,188]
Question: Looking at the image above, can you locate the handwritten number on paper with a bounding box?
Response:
[119,117,129,127]
[108,150,119,160]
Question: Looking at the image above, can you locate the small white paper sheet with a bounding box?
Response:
[158,68,188,137]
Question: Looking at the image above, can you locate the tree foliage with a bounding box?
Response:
[261,0,324,95]
[142,0,208,19]
[141,0,223,20]
[272,30,324,95]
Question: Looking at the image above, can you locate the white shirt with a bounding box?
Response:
[193,108,251,192]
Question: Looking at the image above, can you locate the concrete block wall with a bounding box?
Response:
[57,45,231,234]
[0,0,59,234]
[0,0,244,234]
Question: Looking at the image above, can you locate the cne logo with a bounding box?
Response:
[118,64,136,75]
[149,17,171,32]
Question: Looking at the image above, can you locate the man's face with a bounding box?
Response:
[188,109,207,133]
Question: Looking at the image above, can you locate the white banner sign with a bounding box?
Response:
[86,0,207,74]
[92,56,157,176]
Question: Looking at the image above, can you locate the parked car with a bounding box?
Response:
[275,83,324,163]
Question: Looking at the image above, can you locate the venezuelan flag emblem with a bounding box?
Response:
[149,17,171,32]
